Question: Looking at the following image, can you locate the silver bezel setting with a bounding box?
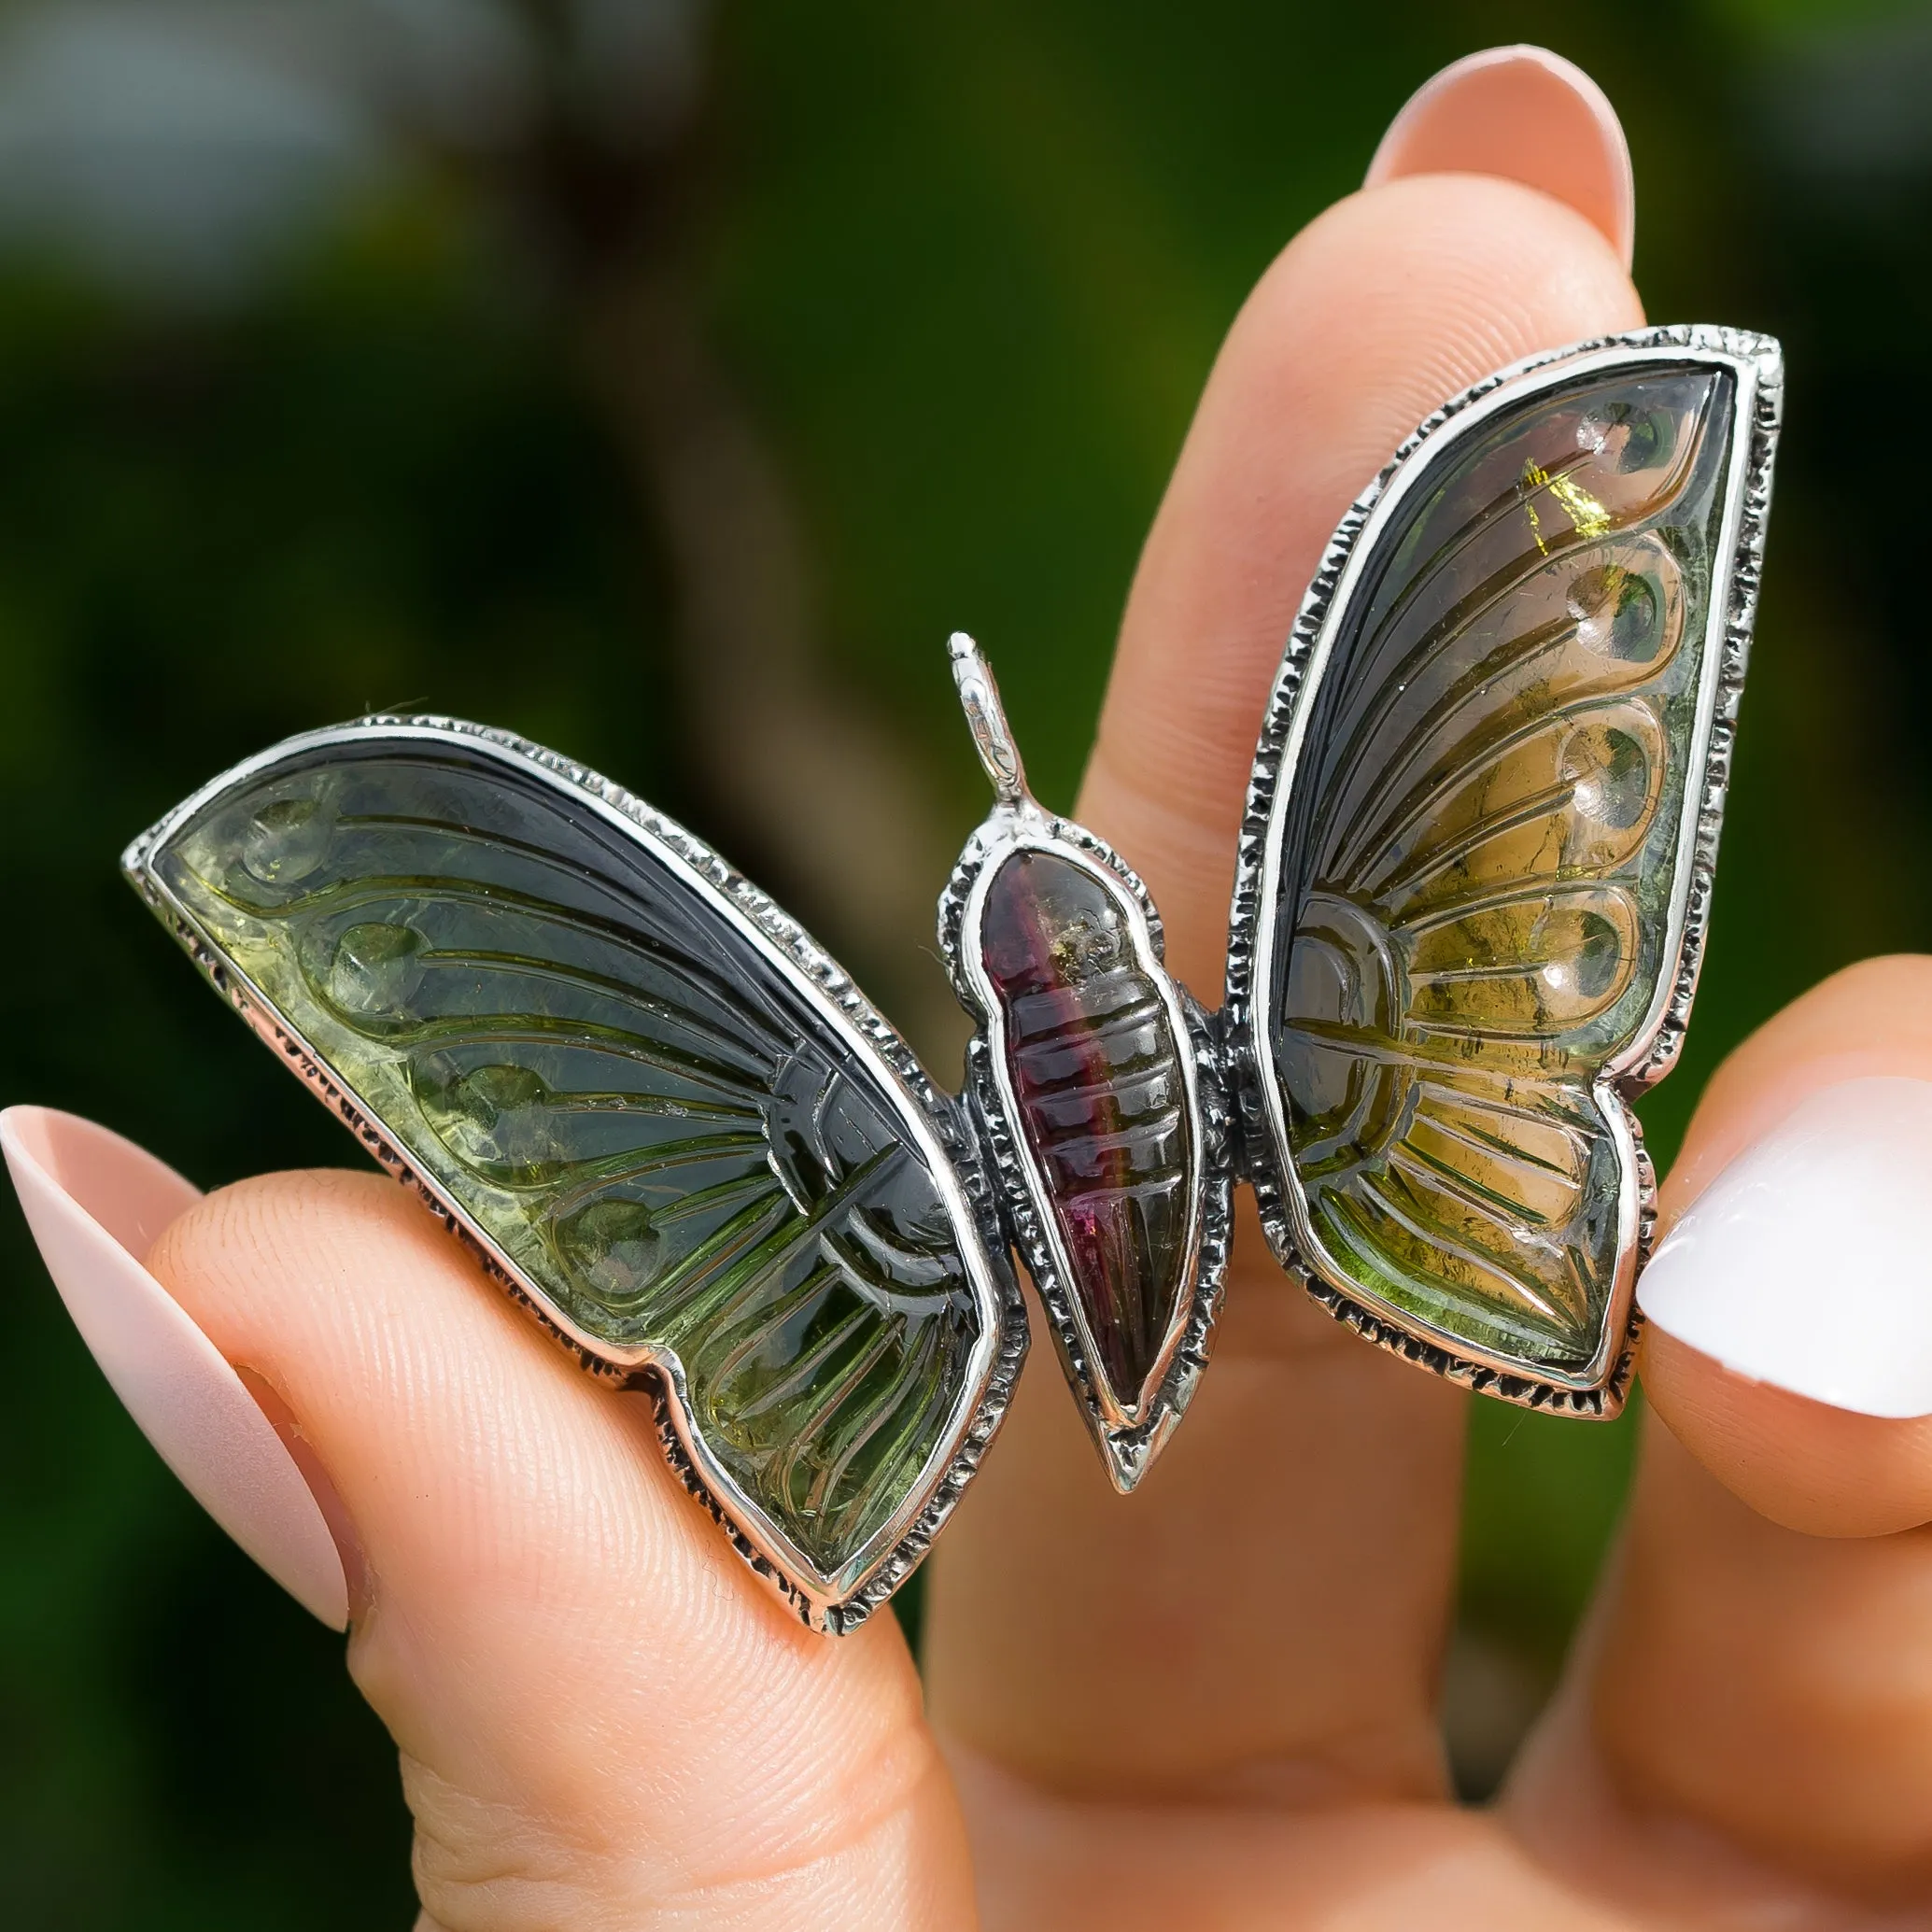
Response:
[938,797,1233,1490]
[122,714,1026,1632]
[1223,325,1784,1417]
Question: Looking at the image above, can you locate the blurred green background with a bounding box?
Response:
[3,0,1931,1919]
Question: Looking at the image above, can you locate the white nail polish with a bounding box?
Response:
[1638,1077,1932,1418]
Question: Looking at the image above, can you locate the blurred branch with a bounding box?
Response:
[481,0,966,1061]
[580,266,967,1057]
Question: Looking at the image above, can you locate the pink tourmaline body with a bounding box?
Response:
[980,850,1191,1408]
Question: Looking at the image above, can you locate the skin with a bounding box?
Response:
[143,162,1932,1931]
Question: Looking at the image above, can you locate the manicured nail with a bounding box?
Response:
[1366,46,1636,271]
[2,1106,351,1627]
[1638,1078,1932,1418]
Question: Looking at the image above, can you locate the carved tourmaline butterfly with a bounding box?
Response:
[124,326,1781,1628]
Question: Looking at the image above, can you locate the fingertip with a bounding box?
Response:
[1657,955,1932,1220]
[1,1109,353,1628]
[1366,46,1635,271]
[1630,956,1932,1538]
[1642,1329,1932,1539]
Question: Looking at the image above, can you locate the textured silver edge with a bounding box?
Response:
[937,804,1233,1489]
[121,714,1027,1633]
[1223,324,1784,1418]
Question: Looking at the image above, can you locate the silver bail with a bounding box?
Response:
[948,632,1030,809]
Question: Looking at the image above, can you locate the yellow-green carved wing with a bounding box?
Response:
[1239,333,1780,1406]
[127,722,1016,1625]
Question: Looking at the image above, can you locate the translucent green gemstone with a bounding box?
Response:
[147,740,987,1580]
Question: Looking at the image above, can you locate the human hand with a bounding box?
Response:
[12,46,1932,1930]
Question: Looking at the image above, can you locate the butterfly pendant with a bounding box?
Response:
[123,325,1781,1628]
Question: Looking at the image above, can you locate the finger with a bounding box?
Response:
[1507,957,1932,1907]
[1,1107,350,1627]
[115,1160,972,1931]
[1079,186,1642,1006]
[1644,953,1932,1533]
[1366,47,1635,269]
[924,57,1643,1822]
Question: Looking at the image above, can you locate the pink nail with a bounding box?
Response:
[2,1107,350,1629]
[1366,46,1636,271]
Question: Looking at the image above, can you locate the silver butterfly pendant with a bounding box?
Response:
[122,326,1781,1628]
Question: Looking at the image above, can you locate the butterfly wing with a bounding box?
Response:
[1229,328,1782,1409]
[124,719,1022,1628]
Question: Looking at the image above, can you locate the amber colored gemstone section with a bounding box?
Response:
[1270,360,1742,1379]
[980,850,1191,1410]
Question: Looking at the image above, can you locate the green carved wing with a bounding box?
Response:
[1252,338,1778,1403]
[128,725,1012,1624]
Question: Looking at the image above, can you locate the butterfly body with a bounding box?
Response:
[980,849,1194,1415]
[940,789,1230,1492]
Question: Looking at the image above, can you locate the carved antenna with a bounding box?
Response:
[949,632,1031,809]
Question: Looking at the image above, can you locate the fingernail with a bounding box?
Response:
[1638,1078,1932,1418]
[1366,46,1636,271]
[2,1106,351,1627]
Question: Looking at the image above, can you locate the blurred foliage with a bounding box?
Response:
[3,0,1931,1917]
